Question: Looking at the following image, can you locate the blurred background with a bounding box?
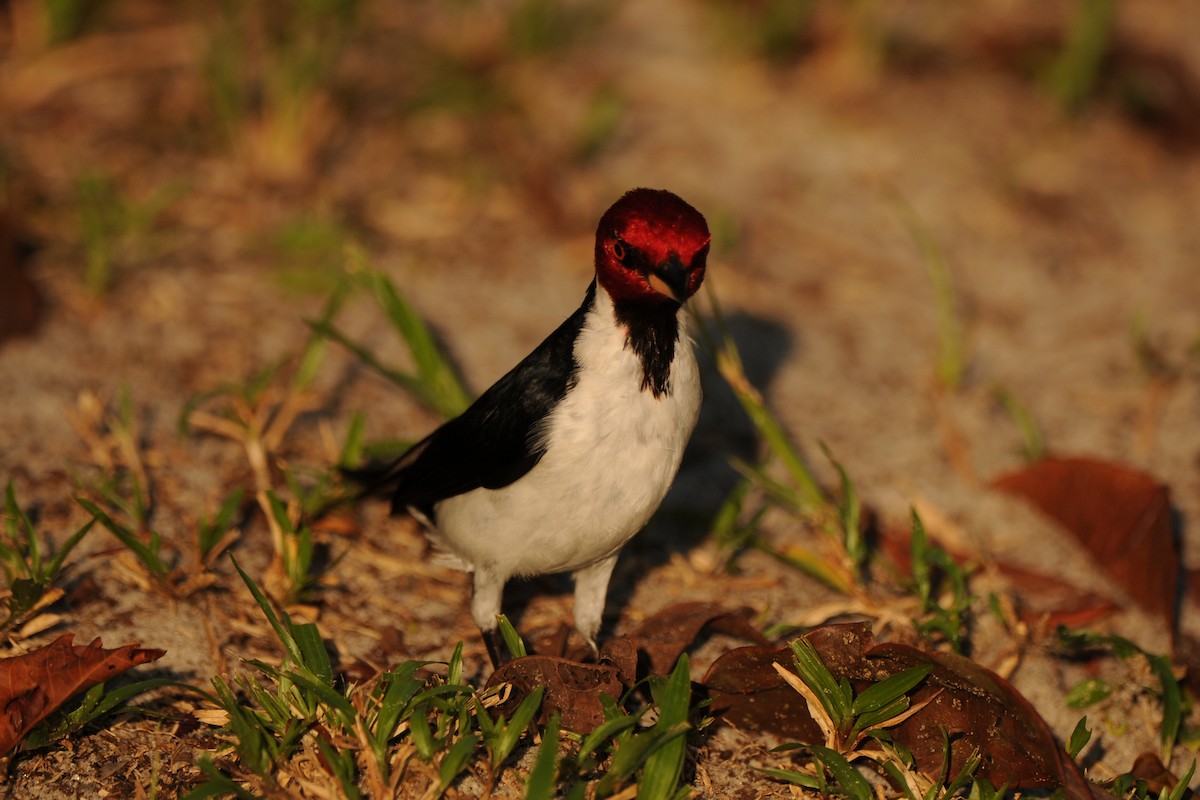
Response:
[2,0,1200,790]
[2,0,1197,518]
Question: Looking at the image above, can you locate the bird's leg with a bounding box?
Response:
[472,568,508,667]
[482,628,508,668]
[571,553,619,657]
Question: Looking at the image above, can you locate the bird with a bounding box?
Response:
[356,188,710,666]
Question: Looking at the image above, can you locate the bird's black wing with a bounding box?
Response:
[359,282,596,517]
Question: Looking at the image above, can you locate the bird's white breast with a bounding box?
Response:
[432,289,701,579]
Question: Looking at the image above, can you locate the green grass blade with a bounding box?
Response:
[575,707,644,766]
[497,614,528,659]
[291,621,333,685]
[1149,653,1182,759]
[524,713,561,800]
[810,745,872,800]
[293,281,348,393]
[756,766,821,788]
[1047,0,1116,114]
[891,195,966,390]
[1166,760,1195,800]
[360,270,472,418]
[991,385,1045,461]
[640,655,692,800]
[338,411,366,467]
[437,732,480,794]
[790,637,851,723]
[820,443,864,569]
[181,756,261,799]
[851,665,931,716]
[198,488,244,560]
[709,472,755,553]
[316,736,361,800]
[230,556,303,667]
[75,497,169,576]
[409,703,436,760]
[594,727,668,796]
[447,641,464,686]
[4,481,39,577]
[491,686,544,767]
[1067,716,1091,759]
[44,516,95,581]
[696,287,826,511]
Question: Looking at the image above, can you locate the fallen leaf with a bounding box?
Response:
[605,602,769,679]
[488,603,768,733]
[0,211,42,345]
[704,623,1096,795]
[992,457,1178,634]
[1125,752,1185,796]
[878,508,1120,634]
[703,644,823,742]
[485,655,623,732]
[0,634,165,755]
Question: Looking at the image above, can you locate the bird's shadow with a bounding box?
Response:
[502,310,796,644]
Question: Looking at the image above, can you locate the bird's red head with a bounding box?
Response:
[594,188,710,306]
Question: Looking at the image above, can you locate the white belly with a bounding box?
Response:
[431,301,701,580]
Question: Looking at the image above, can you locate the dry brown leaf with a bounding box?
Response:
[486,655,623,732]
[992,456,1178,634]
[703,623,1097,795]
[0,634,165,755]
[487,602,767,732]
[0,211,42,344]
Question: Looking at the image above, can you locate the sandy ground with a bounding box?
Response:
[1,0,1198,795]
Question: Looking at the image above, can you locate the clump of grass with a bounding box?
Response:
[71,384,181,589]
[73,170,183,295]
[697,288,982,652]
[762,636,980,798]
[506,0,609,57]
[269,215,357,294]
[202,0,363,181]
[1056,628,1184,761]
[573,85,626,163]
[1047,0,1117,116]
[891,195,967,391]
[182,284,359,602]
[182,282,348,495]
[187,561,697,799]
[181,256,471,604]
[257,489,319,606]
[991,385,1046,462]
[908,509,972,653]
[0,482,93,638]
[72,385,240,596]
[37,0,113,46]
[307,252,472,419]
[19,674,186,755]
[694,288,867,595]
[704,0,817,65]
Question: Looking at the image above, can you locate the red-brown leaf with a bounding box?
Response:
[485,655,624,732]
[488,603,768,733]
[704,623,1095,795]
[992,456,1178,633]
[704,644,824,741]
[610,601,770,678]
[0,634,165,755]
[0,211,42,345]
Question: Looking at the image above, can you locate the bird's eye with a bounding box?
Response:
[611,238,627,262]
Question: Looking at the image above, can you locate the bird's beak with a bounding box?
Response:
[647,254,689,303]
